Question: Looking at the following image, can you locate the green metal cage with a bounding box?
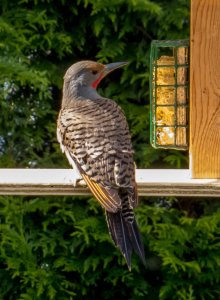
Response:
[150,40,189,150]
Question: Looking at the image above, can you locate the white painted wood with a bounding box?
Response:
[0,169,220,196]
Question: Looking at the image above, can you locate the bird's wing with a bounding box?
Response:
[57,98,138,212]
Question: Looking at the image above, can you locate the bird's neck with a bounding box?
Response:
[62,81,101,108]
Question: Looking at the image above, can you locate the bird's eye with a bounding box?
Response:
[92,70,98,75]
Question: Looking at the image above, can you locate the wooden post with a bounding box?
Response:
[190,0,220,178]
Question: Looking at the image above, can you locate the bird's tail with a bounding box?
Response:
[106,209,146,270]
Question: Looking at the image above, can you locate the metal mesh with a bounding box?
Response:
[150,40,189,150]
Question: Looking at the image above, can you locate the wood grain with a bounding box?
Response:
[190,0,220,178]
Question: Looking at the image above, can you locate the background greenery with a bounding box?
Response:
[0,0,219,299]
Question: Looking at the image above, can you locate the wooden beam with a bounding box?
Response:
[0,169,220,197]
[190,0,220,178]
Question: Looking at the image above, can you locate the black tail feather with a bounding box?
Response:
[106,211,145,270]
[127,219,146,266]
[106,210,132,269]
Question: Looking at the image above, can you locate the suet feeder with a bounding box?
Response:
[150,40,189,150]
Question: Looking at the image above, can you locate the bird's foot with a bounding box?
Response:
[76,178,86,186]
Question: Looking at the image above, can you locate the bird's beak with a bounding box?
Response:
[104,62,129,75]
[92,62,128,89]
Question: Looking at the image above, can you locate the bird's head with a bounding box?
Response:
[63,60,128,102]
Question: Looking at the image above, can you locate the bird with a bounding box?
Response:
[57,60,146,270]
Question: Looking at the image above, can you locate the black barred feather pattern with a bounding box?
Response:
[58,98,138,203]
[57,60,145,269]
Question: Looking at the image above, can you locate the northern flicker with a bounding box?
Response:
[57,60,146,270]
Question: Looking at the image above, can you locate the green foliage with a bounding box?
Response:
[0,0,189,168]
[0,0,219,299]
[0,197,219,299]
